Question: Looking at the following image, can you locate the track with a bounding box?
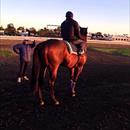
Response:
[0,50,130,130]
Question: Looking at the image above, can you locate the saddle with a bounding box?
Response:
[65,41,85,55]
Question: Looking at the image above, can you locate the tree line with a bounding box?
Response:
[0,23,113,40]
[0,23,61,37]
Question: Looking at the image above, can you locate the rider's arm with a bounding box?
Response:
[74,21,84,40]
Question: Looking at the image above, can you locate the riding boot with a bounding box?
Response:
[78,48,83,55]
[77,44,83,55]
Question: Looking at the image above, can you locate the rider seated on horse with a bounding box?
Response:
[61,11,86,54]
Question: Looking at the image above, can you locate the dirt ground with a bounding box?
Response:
[0,42,130,130]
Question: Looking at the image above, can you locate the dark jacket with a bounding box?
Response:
[61,18,83,42]
[13,41,35,62]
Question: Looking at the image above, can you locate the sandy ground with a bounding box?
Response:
[0,48,130,129]
[0,37,130,130]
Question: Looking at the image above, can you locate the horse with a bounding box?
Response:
[31,27,88,106]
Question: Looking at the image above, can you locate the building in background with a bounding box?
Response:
[112,35,129,42]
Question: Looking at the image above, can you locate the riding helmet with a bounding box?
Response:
[66,11,73,18]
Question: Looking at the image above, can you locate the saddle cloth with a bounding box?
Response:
[65,41,84,55]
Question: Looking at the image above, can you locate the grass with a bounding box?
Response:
[88,47,130,57]
[0,38,130,57]
[0,49,13,57]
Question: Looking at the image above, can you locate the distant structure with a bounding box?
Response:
[88,32,130,42]
[47,24,60,30]
[0,30,4,35]
[17,29,28,36]
[112,35,130,42]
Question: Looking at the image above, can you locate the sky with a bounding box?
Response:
[0,0,129,35]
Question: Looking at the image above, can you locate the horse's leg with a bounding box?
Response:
[38,67,46,106]
[49,65,59,105]
[32,55,45,106]
[70,68,76,97]
[70,66,83,97]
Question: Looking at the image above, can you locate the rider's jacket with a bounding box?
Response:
[61,18,83,42]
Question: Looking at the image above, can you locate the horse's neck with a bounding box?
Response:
[82,35,87,42]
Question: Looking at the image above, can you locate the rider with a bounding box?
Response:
[61,11,86,54]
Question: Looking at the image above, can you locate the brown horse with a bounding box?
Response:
[31,28,88,106]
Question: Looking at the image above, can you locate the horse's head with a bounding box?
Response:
[80,27,88,42]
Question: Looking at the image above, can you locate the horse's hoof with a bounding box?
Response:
[72,93,76,97]
[40,101,44,106]
[55,101,60,105]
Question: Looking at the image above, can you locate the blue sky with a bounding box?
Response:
[1,0,129,35]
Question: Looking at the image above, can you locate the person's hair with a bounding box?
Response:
[66,11,73,18]
[23,39,29,44]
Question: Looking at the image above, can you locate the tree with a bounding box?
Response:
[96,32,103,39]
[96,32,102,37]
[28,27,37,36]
[17,26,24,32]
[37,29,46,36]
[37,28,50,37]
[91,33,96,39]
[0,26,5,35]
[0,26,4,30]
[4,23,16,35]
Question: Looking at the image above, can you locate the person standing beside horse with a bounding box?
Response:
[13,39,36,83]
[61,11,86,54]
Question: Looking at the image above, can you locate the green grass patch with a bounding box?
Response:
[0,50,13,57]
[88,47,130,57]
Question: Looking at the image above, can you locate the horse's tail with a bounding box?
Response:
[31,43,48,91]
[31,46,41,91]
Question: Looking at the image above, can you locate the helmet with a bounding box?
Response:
[66,11,73,18]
